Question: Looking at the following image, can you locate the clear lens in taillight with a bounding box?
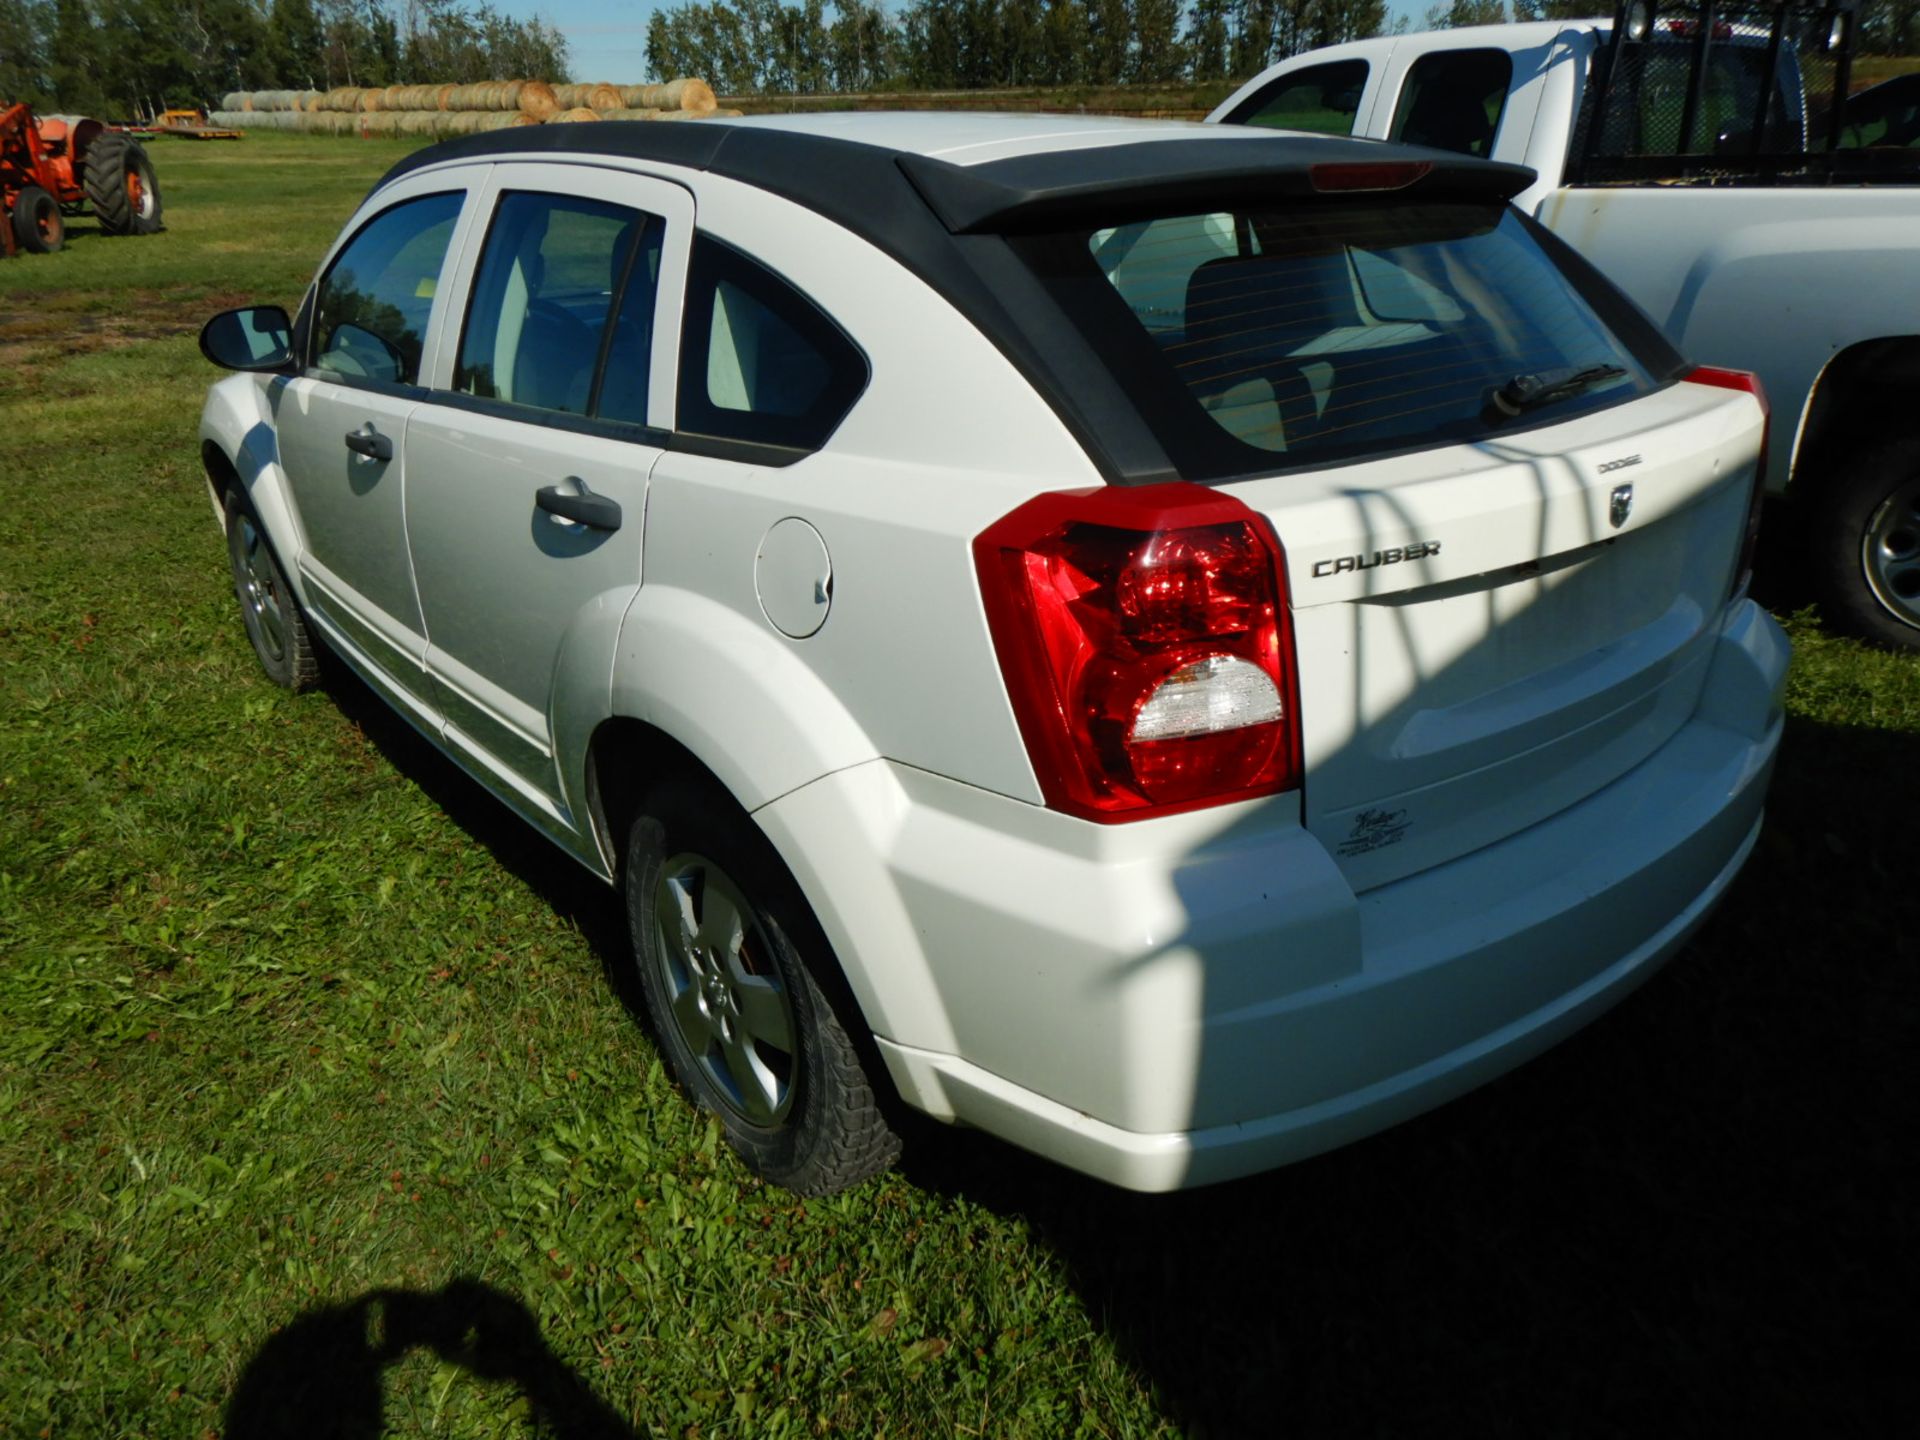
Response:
[974,483,1301,821]
[1686,365,1769,600]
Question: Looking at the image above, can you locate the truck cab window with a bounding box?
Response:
[1391,50,1513,159]
[1222,60,1369,135]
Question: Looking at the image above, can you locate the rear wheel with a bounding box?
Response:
[84,133,163,236]
[224,491,319,691]
[11,186,64,253]
[1815,438,1920,650]
[625,780,900,1195]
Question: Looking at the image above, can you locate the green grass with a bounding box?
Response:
[3,133,1917,1438]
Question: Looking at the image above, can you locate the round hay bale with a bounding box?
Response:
[551,84,583,109]
[358,89,383,112]
[222,92,246,112]
[621,78,718,114]
[598,108,663,121]
[436,84,456,110]
[583,83,624,112]
[519,80,559,118]
[549,107,601,124]
[657,107,741,122]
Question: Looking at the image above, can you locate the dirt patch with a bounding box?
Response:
[0,286,252,365]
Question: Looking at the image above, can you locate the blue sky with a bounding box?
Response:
[525,2,1431,87]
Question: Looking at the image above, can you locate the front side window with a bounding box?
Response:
[1223,60,1370,135]
[454,191,661,418]
[1016,198,1666,480]
[1391,50,1513,158]
[676,237,867,452]
[311,192,463,386]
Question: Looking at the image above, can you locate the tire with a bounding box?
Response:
[11,186,64,253]
[224,491,319,691]
[1814,437,1920,651]
[84,133,163,236]
[625,780,900,1194]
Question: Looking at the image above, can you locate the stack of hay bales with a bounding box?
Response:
[206,77,735,135]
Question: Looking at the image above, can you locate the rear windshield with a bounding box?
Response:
[1013,201,1666,480]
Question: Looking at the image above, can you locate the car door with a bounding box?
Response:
[275,173,480,721]
[402,164,693,833]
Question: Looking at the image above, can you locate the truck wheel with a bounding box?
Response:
[84,133,163,236]
[1817,439,1920,650]
[224,490,319,691]
[11,187,64,253]
[626,780,901,1195]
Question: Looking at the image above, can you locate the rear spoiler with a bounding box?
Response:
[897,137,1537,234]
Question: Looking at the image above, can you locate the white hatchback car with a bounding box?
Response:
[198,114,1788,1194]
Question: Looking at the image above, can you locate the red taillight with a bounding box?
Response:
[974,483,1302,822]
[1686,365,1770,598]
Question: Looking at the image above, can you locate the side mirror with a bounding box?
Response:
[200,306,294,372]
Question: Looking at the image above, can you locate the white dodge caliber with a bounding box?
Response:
[197,113,1789,1194]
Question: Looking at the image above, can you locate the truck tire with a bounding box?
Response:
[1817,437,1920,650]
[625,778,901,1195]
[11,186,64,252]
[84,133,163,236]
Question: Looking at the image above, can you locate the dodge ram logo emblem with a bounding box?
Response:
[1610,483,1634,529]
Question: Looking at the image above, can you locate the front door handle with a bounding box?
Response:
[536,480,622,532]
[343,423,392,462]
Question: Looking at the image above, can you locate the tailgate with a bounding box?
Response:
[1227,379,1763,891]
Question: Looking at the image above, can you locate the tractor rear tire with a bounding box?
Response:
[11,187,64,253]
[84,133,163,236]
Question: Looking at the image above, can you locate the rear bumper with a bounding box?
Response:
[757,600,1789,1192]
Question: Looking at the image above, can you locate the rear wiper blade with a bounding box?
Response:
[1485,363,1628,418]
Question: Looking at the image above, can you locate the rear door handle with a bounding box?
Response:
[536,480,622,532]
[343,424,392,462]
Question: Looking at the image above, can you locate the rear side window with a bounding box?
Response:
[454,191,661,419]
[1016,200,1664,481]
[676,237,867,452]
[1391,50,1513,158]
[1224,60,1369,135]
[311,191,463,386]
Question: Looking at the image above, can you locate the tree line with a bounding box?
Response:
[0,0,569,116]
[6,0,1919,117]
[643,0,1920,93]
[643,1,1394,93]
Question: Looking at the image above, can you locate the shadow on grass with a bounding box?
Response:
[315,647,1914,1433]
[315,652,642,1015]
[898,712,1917,1434]
[224,1277,635,1438]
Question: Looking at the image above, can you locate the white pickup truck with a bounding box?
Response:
[1214,1,1920,648]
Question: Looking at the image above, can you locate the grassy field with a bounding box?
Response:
[2,133,1916,1438]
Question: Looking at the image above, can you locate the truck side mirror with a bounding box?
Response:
[200,306,294,372]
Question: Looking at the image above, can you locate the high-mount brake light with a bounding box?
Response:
[1687,366,1770,599]
[974,484,1302,822]
[1309,161,1433,193]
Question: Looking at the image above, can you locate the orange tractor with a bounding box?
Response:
[1,103,163,257]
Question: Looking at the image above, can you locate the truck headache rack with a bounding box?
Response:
[1571,1,1912,185]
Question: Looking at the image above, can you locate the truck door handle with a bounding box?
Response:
[536,480,622,532]
[343,424,392,462]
